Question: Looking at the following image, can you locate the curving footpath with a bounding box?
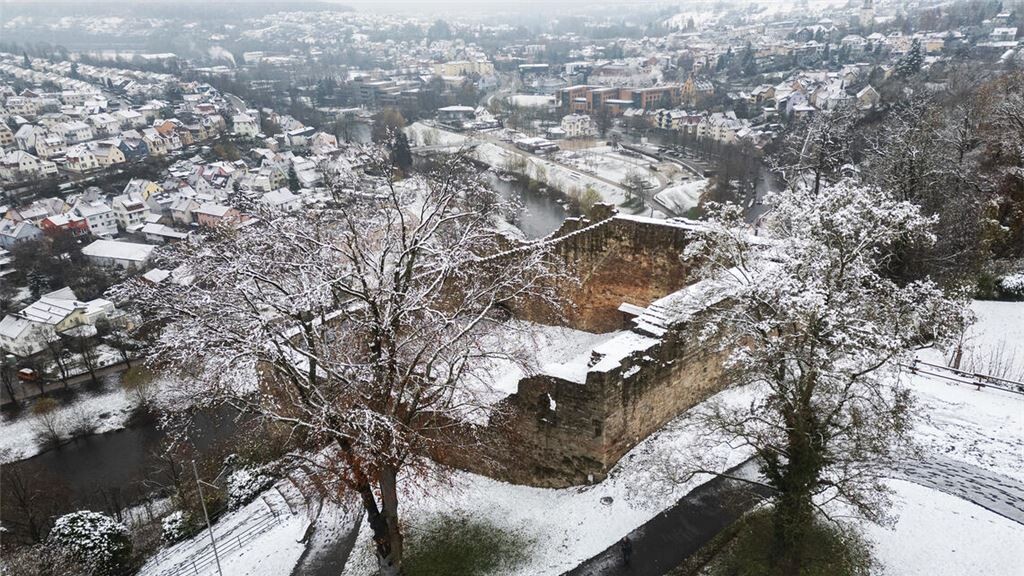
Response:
[562,459,771,576]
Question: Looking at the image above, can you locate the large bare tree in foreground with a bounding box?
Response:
[680,179,967,575]
[118,154,559,575]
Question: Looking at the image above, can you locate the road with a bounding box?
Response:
[1,359,131,406]
[563,459,772,576]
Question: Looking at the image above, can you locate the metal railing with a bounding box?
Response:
[906,358,1024,396]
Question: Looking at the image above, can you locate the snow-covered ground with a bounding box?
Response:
[145,299,1023,576]
[139,482,309,576]
[463,321,621,412]
[863,480,1024,576]
[406,122,630,206]
[654,178,708,213]
[556,147,660,189]
[337,300,1024,576]
[340,384,758,576]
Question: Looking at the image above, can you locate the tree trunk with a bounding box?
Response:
[379,465,405,571]
[772,490,812,576]
[356,480,403,576]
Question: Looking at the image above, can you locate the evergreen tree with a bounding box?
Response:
[287,164,300,191]
[392,132,413,173]
[896,39,923,78]
[21,51,31,69]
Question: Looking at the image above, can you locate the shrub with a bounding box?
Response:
[160,510,188,544]
[226,467,274,509]
[48,510,132,575]
[708,508,874,576]
[998,273,1024,300]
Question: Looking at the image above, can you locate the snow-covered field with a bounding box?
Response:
[863,480,1024,576]
[655,178,709,213]
[406,122,630,206]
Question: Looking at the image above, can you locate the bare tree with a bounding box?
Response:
[117,151,560,575]
[677,179,967,574]
[772,108,857,195]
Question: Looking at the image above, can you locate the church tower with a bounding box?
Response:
[860,0,876,29]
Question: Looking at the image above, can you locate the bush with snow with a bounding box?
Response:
[47,510,132,574]
[227,466,274,509]
[998,273,1024,300]
[160,510,188,543]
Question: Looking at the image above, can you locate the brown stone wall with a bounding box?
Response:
[443,210,731,488]
[512,210,699,333]
[458,317,727,488]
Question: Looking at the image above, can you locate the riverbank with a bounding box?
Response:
[0,372,139,464]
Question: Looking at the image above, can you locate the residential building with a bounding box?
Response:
[560,114,597,138]
[0,218,43,249]
[195,202,240,227]
[0,150,58,181]
[35,133,66,160]
[81,239,156,269]
[232,113,260,138]
[111,193,152,230]
[64,144,100,173]
[72,197,118,237]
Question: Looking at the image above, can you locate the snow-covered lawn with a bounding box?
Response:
[139,484,308,576]
[406,122,629,206]
[863,480,1024,576]
[909,301,1024,482]
[0,384,135,464]
[655,178,709,213]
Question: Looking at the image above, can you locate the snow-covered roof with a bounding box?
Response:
[81,239,156,263]
[0,314,32,339]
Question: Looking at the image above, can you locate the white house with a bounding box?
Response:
[64,144,100,173]
[0,150,58,181]
[88,113,122,136]
[81,239,155,269]
[232,113,260,138]
[560,114,597,138]
[72,197,118,237]
[111,193,152,230]
[0,288,117,357]
[35,133,66,160]
[261,188,301,213]
[57,120,94,144]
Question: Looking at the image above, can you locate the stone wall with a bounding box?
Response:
[448,210,732,488]
[512,206,700,333]
[466,315,727,488]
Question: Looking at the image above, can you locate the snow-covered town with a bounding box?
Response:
[0,1,1022,575]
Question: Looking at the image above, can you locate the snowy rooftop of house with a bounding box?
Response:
[81,239,156,262]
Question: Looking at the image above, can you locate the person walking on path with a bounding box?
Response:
[620,536,633,567]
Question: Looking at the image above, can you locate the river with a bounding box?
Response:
[487,173,568,239]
